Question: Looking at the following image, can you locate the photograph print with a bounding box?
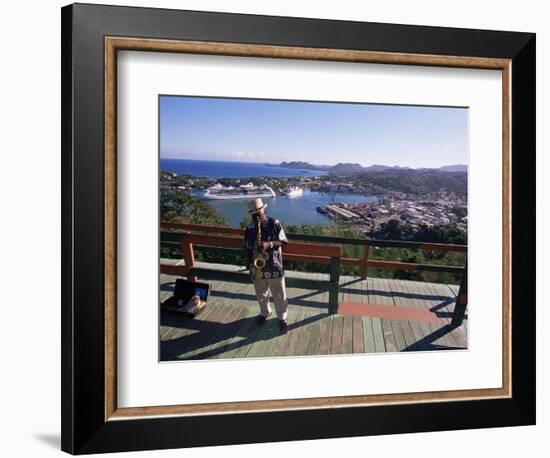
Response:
[159,95,468,362]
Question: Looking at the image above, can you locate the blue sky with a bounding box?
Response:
[159,96,467,168]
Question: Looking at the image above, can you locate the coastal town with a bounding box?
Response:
[317,193,467,232]
[161,165,467,233]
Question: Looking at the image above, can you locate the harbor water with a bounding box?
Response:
[201,189,377,228]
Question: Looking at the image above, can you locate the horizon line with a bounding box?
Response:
[160,156,467,170]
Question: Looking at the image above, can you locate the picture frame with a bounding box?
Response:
[61,3,535,454]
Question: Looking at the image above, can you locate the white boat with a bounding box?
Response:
[203,182,276,200]
[282,186,303,198]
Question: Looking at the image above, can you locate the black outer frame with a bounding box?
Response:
[61,3,535,455]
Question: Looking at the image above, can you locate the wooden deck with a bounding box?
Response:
[160,262,467,361]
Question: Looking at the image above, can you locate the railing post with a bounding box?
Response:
[360,244,370,280]
[328,255,341,314]
[451,261,468,327]
[180,234,197,282]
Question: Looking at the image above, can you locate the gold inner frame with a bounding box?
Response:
[104,37,512,421]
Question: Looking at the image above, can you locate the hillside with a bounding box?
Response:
[353,169,467,196]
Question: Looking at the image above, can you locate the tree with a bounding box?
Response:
[160,187,228,227]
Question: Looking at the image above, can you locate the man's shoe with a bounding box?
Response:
[256,311,272,323]
[278,319,288,330]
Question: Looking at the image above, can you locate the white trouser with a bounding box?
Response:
[253,276,288,320]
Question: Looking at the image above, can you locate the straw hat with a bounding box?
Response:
[248,198,268,214]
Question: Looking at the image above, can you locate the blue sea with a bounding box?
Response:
[160,158,326,178]
[161,158,377,227]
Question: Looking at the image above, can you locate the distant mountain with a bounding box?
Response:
[278,161,313,169]
[330,163,466,175]
[363,164,412,172]
[437,164,467,172]
[329,162,364,174]
[268,161,329,170]
[364,164,391,172]
[271,161,467,174]
[363,164,467,173]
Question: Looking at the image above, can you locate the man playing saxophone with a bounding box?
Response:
[243,198,289,330]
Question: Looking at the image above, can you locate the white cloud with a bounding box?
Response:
[162,149,268,162]
[228,150,266,160]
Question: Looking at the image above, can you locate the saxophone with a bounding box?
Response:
[252,218,267,281]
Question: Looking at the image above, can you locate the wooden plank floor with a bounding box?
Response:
[160,261,468,361]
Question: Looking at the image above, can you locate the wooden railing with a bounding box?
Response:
[160,228,342,313]
[161,222,466,274]
[160,222,468,323]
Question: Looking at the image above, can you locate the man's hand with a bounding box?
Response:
[256,240,282,251]
[258,241,272,251]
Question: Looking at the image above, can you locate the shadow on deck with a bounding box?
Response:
[160,262,468,361]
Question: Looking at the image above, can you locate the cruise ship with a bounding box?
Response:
[281,186,304,197]
[202,182,276,200]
